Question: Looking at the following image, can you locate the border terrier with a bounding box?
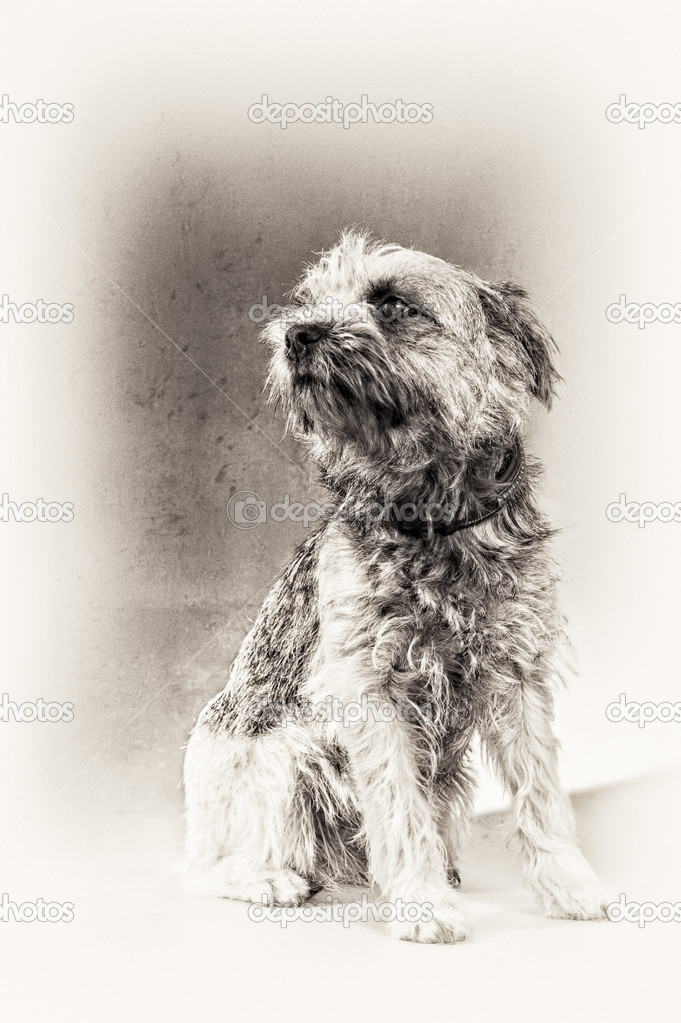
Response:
[183,232,608,942]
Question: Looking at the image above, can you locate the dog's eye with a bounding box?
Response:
[376,296,431,324]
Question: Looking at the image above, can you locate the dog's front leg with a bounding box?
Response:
[337,696,469,943]
[312,527,468,942]
[480,673,609,920]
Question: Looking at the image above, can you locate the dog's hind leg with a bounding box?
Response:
[183,715,315,906]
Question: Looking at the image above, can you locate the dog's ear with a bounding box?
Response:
[478,281,560,408]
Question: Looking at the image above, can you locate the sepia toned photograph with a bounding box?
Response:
[1,2,680,1020]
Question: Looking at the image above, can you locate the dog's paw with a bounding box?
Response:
[532,851,610,921]
[185,862,310,906]
[542,883,610,921]
[248,869,311,907]
[391,895,470,944]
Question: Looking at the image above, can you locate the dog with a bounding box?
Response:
[183,231,608,942]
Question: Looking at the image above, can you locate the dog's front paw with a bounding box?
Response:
[256,869,311,907]
[391,894,470,944]
[532,851,610,921]
[185,862,311,906]
[543,883,610,921]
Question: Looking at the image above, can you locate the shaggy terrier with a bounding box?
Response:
[183,232,608,942]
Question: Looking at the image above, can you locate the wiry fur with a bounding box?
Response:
[183,232,608,942]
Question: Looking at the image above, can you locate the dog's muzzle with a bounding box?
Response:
[285,323,326,360]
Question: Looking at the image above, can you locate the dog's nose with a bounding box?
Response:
[285,323,325,355]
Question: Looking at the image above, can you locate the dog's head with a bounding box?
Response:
[262,232,559,460]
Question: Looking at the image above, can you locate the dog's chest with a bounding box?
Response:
[320,525,523,688]
[368,539,506,633]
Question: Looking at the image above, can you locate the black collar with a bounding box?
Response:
[386,439,526,537]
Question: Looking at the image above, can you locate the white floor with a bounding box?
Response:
[2,770,680,1023]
